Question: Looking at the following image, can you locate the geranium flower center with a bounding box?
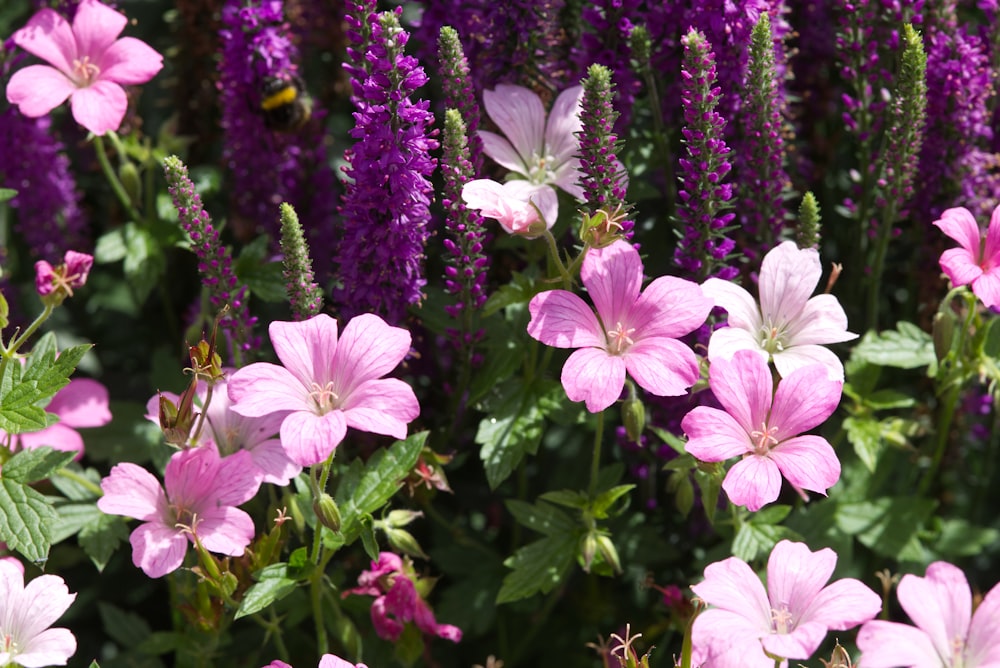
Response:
[527,150,557,185]
[949,635,966,668]
[309,381,341,414]
[172,506,201,535]
[72,56,100,86]
[750,422,779,455]
[758,321,788,354]
[606,321,636,355]
[770,605,794,634]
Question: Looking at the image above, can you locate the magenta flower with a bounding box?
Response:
[34,250,93,300]
[857,561,1000,668]
[933,205,1000,308]
[97,446,261,578]
[6,0,163,135]
[345,552,462,643]
[691,540,880,668]
[682,349,843,511]
[461,178,558,237]
[13,378,111,459]
[146,372,300,486]
[263,656,368,668]
[703,240,856,381]
[0,559,77,667]
[228,313,420,467]
[527,240,712,413]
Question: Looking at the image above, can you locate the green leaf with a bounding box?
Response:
[732,521,799,562]
[853,323,935,369]
[497,532,577,604]
[538,490,589,510]
[476,381,546,489]
[94,226,129,264]
[865,389,916,410]
[836,497,935,559]
[750,504,791,525]
[844,416,883,472]
[932,518,1000,558]
[3,447,76,484]
[79,512,129,571]
[50,464,104,501]
[981,317,1000,358]
[694,468,722,525]
[506,499,575,536]
[336,432,425,542]
[0,477,56,563]
[468,335,525,405]
[483,271,539,317]
[591,484,635,519]
[235,563,300,619]
[137,632,182,656]
[0,359,53,435]
[99,602,152,646]
[0,289,8,329]
[0,187,17,203]
[52,501,102,544]
[122,224,166,304]
[234,236,286,302]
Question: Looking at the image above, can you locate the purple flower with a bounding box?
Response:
[333,3,437,323]
[98,446,262,578]
[527,241,712,413]
[227,313,420,467]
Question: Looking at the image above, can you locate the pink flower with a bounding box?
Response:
[34,250,93,300]
[682,350,842,511]
[1,377,111,459]
[97,446,262,578]
[703,241,856,382]
[228,313,419,467]
[479,84,586,201]
[933,205,1000,308]
[263,657,368,668]
[857,562,1000,668]
[146,372,300,486]
[691,540,880,668]
[527,240,712,412]
[461,179,558,237]
[0,559,77,667]
[6,0,163,135]
[345,552,462,644]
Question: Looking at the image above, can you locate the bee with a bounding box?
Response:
[259,75,312,132]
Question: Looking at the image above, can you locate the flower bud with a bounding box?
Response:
[932,310,955,362]
[385,527,428,560]
[159,383,199,446]
[118,161,142,206]
[595,535,622,575]
[313,493,342,533]
[580,533,598,573]
[621,395,646,443]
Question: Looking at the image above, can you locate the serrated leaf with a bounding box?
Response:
[482,271,538,317]
[749,504,791,525]
[497,532,577,604]
[0,477,55,563]
[99,602,152,646]
[853,323,934,369]
[538,490,588,510]
[359,516,379,561]
[844,416,883,472]
[51,501,103,543]
[865,389,915,410]
[122,224,165,304]
[592,484,635,519]
[336,432,425,542]
[50,464,104,501]
[3,447,76,484]
[476,381,546,489]
[94,226,130,263]
[933,518,1000,558]
[835,497,935,559]
[694,469,722,525]
[506,499,575,536]
[79,512,129,571]
[670,471,694,517]
[235,564,300,619]
[732,522,799,562]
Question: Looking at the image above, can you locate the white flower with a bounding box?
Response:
[0,560,77,667]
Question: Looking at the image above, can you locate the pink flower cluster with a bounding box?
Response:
[345,552,462,643]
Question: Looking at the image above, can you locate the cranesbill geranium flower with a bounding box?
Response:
[461,179,558,237]
[703,240,856,381]
[933,205,1000,309]
[97,446,262,578]
[857,561,1000,668]
[692,540,880,668]
[527,240,713,413]
[682,349,842,511]
[264,656,369,668]
[6,0,164,135]
[228,313,419,467]
[0,560,77,667]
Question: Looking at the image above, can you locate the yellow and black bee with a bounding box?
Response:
[259,75,312,132]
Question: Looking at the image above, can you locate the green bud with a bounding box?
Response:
[932,310,956,362]
[580,533,598,573]
[313,493,342,533]
[385,509,423,528]
[118,161,142,206]
[621,395,646,442]
[217,571,239,599]
[385,527,429,560]
[595,535,622,575]
[159,383,199,447]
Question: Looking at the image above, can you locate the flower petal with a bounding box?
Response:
[939,246,985,288]
[758,241,821,327]
[5,65,75,118]
[17,573,75,639]
[544,85,583,166]
[342,378,419,439]
[45,378,111,428]
[72,0,127,58]
[770,364,842,438]
[972,270,1000,308]
[245,437,301,486]
[691,556,771,628]
[528,289,604,349]
[702,278,762,331]
[478,131,527,176]
[213,449,262,506]
[98,36,162,85]
[967,581,1000,667]
[856,620,938,668]
[18,423,83,457]
[766,541,836,620]
[228,363,310,417]
[279,410,347,467]
[482,85,545,167]
[798,576,881,631]
[683,406,752,462]
[582,241,642,329]
[784,294,857,346]
[97,462,165,521]
[196,506,256,556]
[129,521,188,578]
[331,313,411,397]
[760,620,827,660]
[633,276,713,340]
[15,627,76,668]
[772,344,847,383]
[560,347,626,413]
[12,9,76,75]
[768,435,841,495]
[707,351,773,434]
[624,337,700,397]
[934,206,983,256]
[270,314,339,387]
[707,326,767,365]
[723,455,782,511]
[984,204,1000,264]
[69,79,127,134]
[897,562,971,661]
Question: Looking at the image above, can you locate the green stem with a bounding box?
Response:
[541,230,573,289]
[919,380,962,496]
[589,411,605,498]
[866,200,899,330]
[310,567,329,655]
[93,134,143,224]
[52,467,104,497]
[309,454,336,565]
[0,303,55,383]
[190,385,213,446]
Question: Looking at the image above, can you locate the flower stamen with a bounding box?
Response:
[72,56,100,86]
[309,381,340,413]
[606,321,636,355]
[750,422,779,455]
